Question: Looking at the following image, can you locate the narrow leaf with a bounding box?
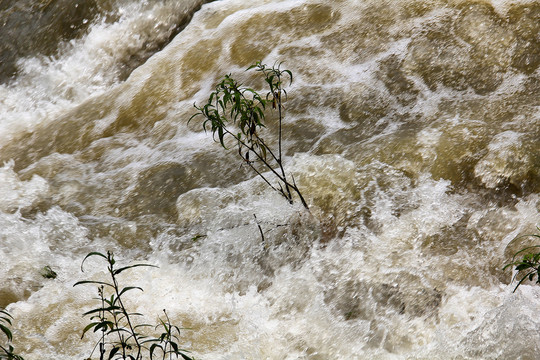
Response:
[218,126,226,148]
[80,252,107,271]
[74,280,114,288]
[108,347,120,360]
[180,353,194,360]
[83,306,121,316]
[80,322,99,339]
[113,264,158,276]
[149,343,162,359]
[118,286,144,297]
[0,324,13,341]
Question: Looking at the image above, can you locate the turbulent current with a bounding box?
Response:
[1,0,540,358]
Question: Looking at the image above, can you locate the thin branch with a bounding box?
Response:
[242,154,279,192]
[222,126,288,184]
[253,214,265,243]
[291,174,309,209]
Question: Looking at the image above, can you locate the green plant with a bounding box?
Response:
[0,308,24,360]
[503,228,540,292]
[74,251,193,360]
[190,61,308,209]
[146,310,191,360]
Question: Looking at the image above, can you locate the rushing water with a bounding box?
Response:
[1,0,540,358]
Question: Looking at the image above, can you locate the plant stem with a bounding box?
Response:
[253,214,265,243]
[107,252,142,360]
[274,84,293,203]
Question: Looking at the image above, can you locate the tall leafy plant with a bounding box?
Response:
[74,251,193,360]
[190,61,308,209]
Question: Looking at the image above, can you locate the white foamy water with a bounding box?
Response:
[1,0,540,359]
[0,0,208,144]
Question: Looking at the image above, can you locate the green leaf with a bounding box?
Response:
[503,260,519,271]
[180,352,194,360]
[80,251,107,271]
[74,280,114,288]
[127,312,144,317]
[83,306,121,316]
[187,112,200,125]
[513,270,537,292]
[108,347,120,360]
[0,324,13,341]
[94,321,114,334]
[218,126,226,148]
[516,263,532,271]
[283,69,293,84]
[149,343,162,359]
[113,264,158,276]
[80,322,99,338]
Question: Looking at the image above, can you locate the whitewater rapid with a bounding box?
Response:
[1,0,540,359]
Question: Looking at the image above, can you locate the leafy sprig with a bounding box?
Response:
[190,61,308,209]
[503,229,540,292]
[74,251,193,360]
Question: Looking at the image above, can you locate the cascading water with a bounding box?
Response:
[1,0,539,358]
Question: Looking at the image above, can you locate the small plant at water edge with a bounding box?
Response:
[0,308,24,360]
[190,61,308,209]
[74,251,193,360]
[147,310,190,360]
[504,228,540,292]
